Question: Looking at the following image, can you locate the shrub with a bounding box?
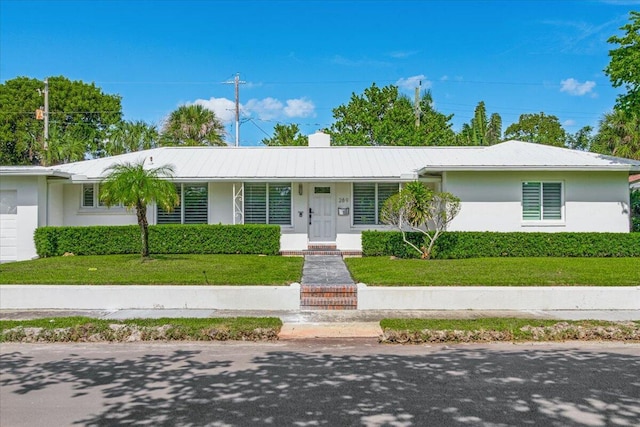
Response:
[34,224,280,257]
[362,230,640,259]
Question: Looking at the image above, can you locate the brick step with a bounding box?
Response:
[280,250,362,257]
[300,284,358,310]
[300,296,358,310]
[300,284,357,293]
[307,244,337,250]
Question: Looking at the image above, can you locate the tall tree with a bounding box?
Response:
[261,123,308,146]
[329,83,455,146]
[99,160,179,259]
[0,76,122,165]
[105,121,159,156]
[604,11,640,115]
[591,110,640,160]
[161,104,226,146]
[566,126,594,151]
[504,112,566,147]
[456,102,502,145]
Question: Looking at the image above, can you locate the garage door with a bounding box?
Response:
[0,190,18,262]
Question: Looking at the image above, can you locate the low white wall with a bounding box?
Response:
[0,284,301,311]
[357,284,640,310]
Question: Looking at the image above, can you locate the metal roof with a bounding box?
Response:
[27,140,640,182]
[0,166,71,177]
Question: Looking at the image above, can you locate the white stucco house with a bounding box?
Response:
[1,132,639,262]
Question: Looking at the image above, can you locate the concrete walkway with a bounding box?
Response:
[301,255,355,285]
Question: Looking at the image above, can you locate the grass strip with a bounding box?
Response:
[0,316,282,342]
[345,257,640,286]
[0,254,304,285]
[380,318,640,343]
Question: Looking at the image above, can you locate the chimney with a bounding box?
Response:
[308,131,331,147]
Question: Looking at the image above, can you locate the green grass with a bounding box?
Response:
[380,318,623,333]
[0,316,283,342]
[0,254,303,285]
[345,257,640,286]
[379,317,640,343]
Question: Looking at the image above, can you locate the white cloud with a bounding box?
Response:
[284,98,315,118]
[560,78,596,96]
[244,97,284,120]
[563,119,577,127]
[190,96,316,122]
[193,98,236,123]
[396,75,433,91]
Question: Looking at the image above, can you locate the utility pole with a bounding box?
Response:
[224,73,245,147]
[414,80,421,128]
[43,78,49,149]
[36,78,50,152]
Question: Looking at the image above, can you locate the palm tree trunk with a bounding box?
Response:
[137,203,149,258]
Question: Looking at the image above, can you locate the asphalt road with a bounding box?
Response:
[1,340,639,426]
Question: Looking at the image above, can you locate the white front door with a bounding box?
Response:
[309,184,335,242]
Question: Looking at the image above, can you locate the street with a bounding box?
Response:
[1,340,639,426]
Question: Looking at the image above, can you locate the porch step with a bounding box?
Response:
[300,284,358,310]
[280,250,362,257]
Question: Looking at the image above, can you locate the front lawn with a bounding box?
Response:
[345,257,640,286]
[0,254,303,285]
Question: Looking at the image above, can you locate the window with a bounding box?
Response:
[353,183,400,225]
[157,183,208,224]
[522,182,562,221]
[81,184,110,208]
[82,184,95,207]
[0,190,17,215]
[244,182,291,225]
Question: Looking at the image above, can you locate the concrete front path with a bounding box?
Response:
[301,255,355,285]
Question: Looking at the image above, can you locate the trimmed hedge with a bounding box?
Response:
[362,230,640,259]
[34,224,281,257]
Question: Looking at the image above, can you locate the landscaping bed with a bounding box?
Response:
[0,317,282,343]
[380,318,640,344]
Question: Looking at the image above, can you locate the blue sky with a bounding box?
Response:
[2,0,639,146]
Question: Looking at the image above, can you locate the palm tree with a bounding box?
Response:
[593,110,640,161]
[161,104,226,146]
[106,121,159,156]
[99,159,179,259]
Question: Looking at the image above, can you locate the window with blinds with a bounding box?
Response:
[82,184,94,207]
[157,185,182,224]
[522,182,562,221]
[377,183,400,224]
[157,184,208,224]
[184,184,208,224]
[244,183,267,224]
[245,183,291,225]
[353,183,399,225]
[268,184,292,225]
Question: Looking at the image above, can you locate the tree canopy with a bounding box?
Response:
[591,110,640,160]
[105,121,159,156]
[456,101,502,146]
[605,11,640,115]
[0,76,122,165]
[504,112,567,147]
[160,104,226,146]
[261,123,308,146]
[329,83,455,146]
